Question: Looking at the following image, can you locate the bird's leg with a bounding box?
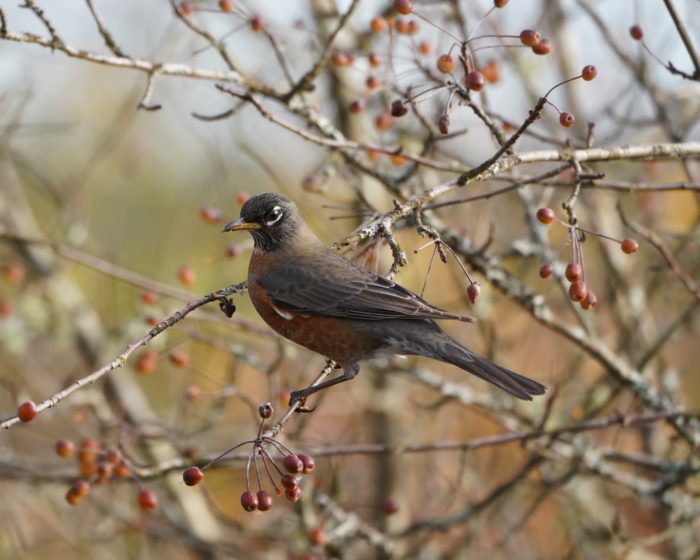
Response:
[289,364,360,412]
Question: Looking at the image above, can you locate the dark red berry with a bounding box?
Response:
[285,485,302,502]
[532,38,551,55]
[298,453,315,474]
[630,25,644,41]
[183,467,204,486]
[466,71,485,91]
[284,454,304,474]
[349,99,365,114]
[381,498,399,514]
[539,264,553,279]
[559,112,575,128]
[257,490,273,511]
[178,2,193,16]
[536,207,555,224]
[17,401,37,422]
[581,65,597,81]
[582,291,598,310]
[281,474,298,489]
[621,238,639,254]
[467,283,480,304]
[391,99,408,117]
[308,526,327,545]
[438,114,450,134]
[494,0,508,7]
[520,29,540,47]
[240,490,258,512]
[565,263,582,282]
[568,280,588,302]
[258,402,274,419]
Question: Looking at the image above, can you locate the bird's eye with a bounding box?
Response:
[265,206,283,226]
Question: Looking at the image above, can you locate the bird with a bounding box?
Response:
[223,192,546,406]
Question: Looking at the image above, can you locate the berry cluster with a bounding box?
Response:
[182,402,317,513]
[537,207,638,310]
[55,437,158,511]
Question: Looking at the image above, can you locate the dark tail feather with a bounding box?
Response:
[411,333,547,400]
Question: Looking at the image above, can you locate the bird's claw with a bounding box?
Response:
[217,296,237,318]
[289,391,316,413]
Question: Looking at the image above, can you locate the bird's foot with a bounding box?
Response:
[216,295,237,318]
[289,390,316,413]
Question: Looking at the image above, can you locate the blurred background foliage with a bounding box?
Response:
[1,0,700,558]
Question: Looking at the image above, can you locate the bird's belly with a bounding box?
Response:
[249,281,372,364]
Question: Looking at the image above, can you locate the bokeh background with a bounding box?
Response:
[1,0,699,558]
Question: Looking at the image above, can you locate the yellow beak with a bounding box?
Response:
[222,218,261,232]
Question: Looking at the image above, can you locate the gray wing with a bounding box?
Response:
[257,254,473,323]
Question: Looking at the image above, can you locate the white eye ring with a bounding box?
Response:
[265,206,283,226]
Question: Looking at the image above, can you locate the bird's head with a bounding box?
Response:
[223,193,304,253]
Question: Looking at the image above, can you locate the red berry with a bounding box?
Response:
[494,0,508,7]
[381,498,399,514]
[78,438,100,463]
[365,75,381,90]
[0,300,13,317]
[437,54,455,73]
[2,262,26,284]
[257,490,273,511]
[183,466,204,486]
[532,38,551,55]
[250,15,264,32]
[138,489,158,512]
[406,19,419,34]
[177,265,196,287]
[308,526,327,545]
[536,207,555,224]
[465,71,485,92]
[331,52,351,67]
[391,99,408,117]
[105,448,122,464]
[395,20,409,34]
[568,280,588,302]
[559,112,575,128]
[140,290,159,305]
[520,29,540,47]
[178,2,193,16]
[284,454,304,474]
[581,290,598,310]
[349,99,365,114]
[17,400,37,422]
[467,283,480,304]
[370,16,387,33]
[298,453,315,474]
[241,490,258,512]
[374,112,394,130]
[285,485,302,502]
[565,262,582,282]
[168,350,190,367]
[393,0,412,15]
[539,264,553,279]
[199,206,223,224]
[56,439,75,458]
[281,474,298,489]
[581,64,597,81]
[621,238,639,254]
[368,52,382,67]
[630,24,644,41]
[236,191,250,205]
[437,114,450,134]
[258,402,274,419]
[95,462,113,484]
[66,480,90,505]
[218,0,234,12]
[114,462,131,478]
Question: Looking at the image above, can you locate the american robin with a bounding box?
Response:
[223,193,546,405]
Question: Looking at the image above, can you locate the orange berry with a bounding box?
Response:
[368,52,382,67]
[2,262,26,284]
[140,291,159,305]
[494,0,509,7]
[0,300,13,317]
[393,0,412,15]
[168,349,190,367]
[437,54,455,73]
[519,29,540,47]
[250,15,264,32]
[56,439,75,458]
[178,2,193,16]
[236,191,250,205]
[532,38,551,55]
[177,265,196,287]
[308,527,327,546]
[218,0,234,12]
[418,40,432,55]
[374,112,394,130]
[536,207,555,224]
[199,206,223,224]
[480,60,500,83]
[568,280,587,302]
[565,263,582,282]
[581,64,597,81]
[78,438,100,463]
[135,350,159,375]
[365,75,382,90]
[621,238,639,254]
[370,16,387,33]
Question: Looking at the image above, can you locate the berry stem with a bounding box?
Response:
[258,449,282,496]
[201,439,255,471]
